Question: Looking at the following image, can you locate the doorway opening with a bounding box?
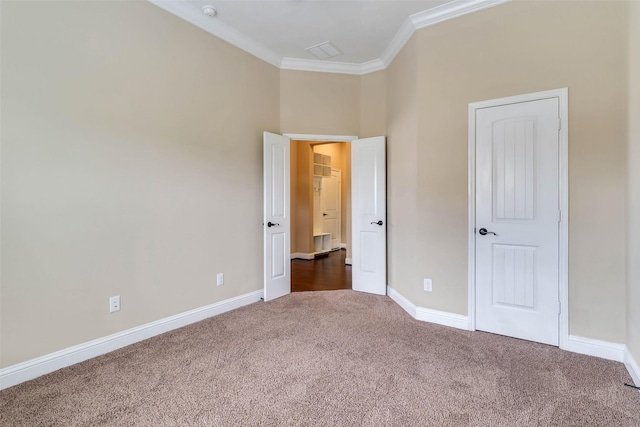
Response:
[289,139,352,292]
[264,132,386,300]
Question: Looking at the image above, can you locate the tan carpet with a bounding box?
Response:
[1,290,638,426]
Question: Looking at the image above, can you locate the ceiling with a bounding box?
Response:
[149,0,509,75]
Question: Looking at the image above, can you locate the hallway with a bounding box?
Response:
[291,249,351,292]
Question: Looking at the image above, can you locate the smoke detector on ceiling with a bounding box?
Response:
[305,41,342,60]
[202,5,217,17]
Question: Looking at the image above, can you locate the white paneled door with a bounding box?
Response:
[352,136,386,295]
[475,98,560,346]
[263,132,290,301]
[322,170,341,249]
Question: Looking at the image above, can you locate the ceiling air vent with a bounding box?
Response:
[305,41,342,60]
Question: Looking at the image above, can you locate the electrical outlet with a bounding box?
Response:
[109,295,121,313]
[217,273,224,286]
[423,278,432,292]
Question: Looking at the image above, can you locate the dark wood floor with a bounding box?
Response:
[291,249,352,292]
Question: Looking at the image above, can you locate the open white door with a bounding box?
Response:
[352,136,386,295]
[263,132,290,301]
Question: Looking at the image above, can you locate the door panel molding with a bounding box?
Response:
[468,88,568,349]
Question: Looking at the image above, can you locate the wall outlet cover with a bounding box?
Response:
[423,278,432,292]
[109,295,121,313]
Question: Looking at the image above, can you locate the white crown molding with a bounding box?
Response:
[280,57,386,75]
[148,0,282,68]
[148,0,510,75]
[411,0,511,30]
[380,17,416,67]
[358,59,387,75]
[280,58,364,75]
[380,0,510,67]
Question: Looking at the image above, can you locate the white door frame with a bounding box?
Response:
[467,88,569,350]
[285,134,357,143]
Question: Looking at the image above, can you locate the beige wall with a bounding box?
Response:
[280,70,360,136]
[0,1,280,367]
[359,70,387,261]
[291,141,313,253]
[360,71,387,138]
[2,0,636,370]
[387,0,629,343]
[627,1,640,363]
[386,38,419,298]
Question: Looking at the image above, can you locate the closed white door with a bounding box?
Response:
[475,98,560,346]
[322,169,341,249]
[352,136,386,295]
[263,132,290,301]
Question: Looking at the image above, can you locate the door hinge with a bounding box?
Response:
[558,301,562,315]
[557,210,562,222]
[557,117,561,131]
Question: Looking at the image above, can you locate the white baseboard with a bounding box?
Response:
[415,307,470,330]
[566,335,626,362]
[386,287,638,384]
[0,290,263,390]
[387,286,470,331]
[5,286,638,393]
[387,286,416,318]
[345,258,352,265]
[291,252,314,260]
[624,347,640,387]
[565,337,640,387]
